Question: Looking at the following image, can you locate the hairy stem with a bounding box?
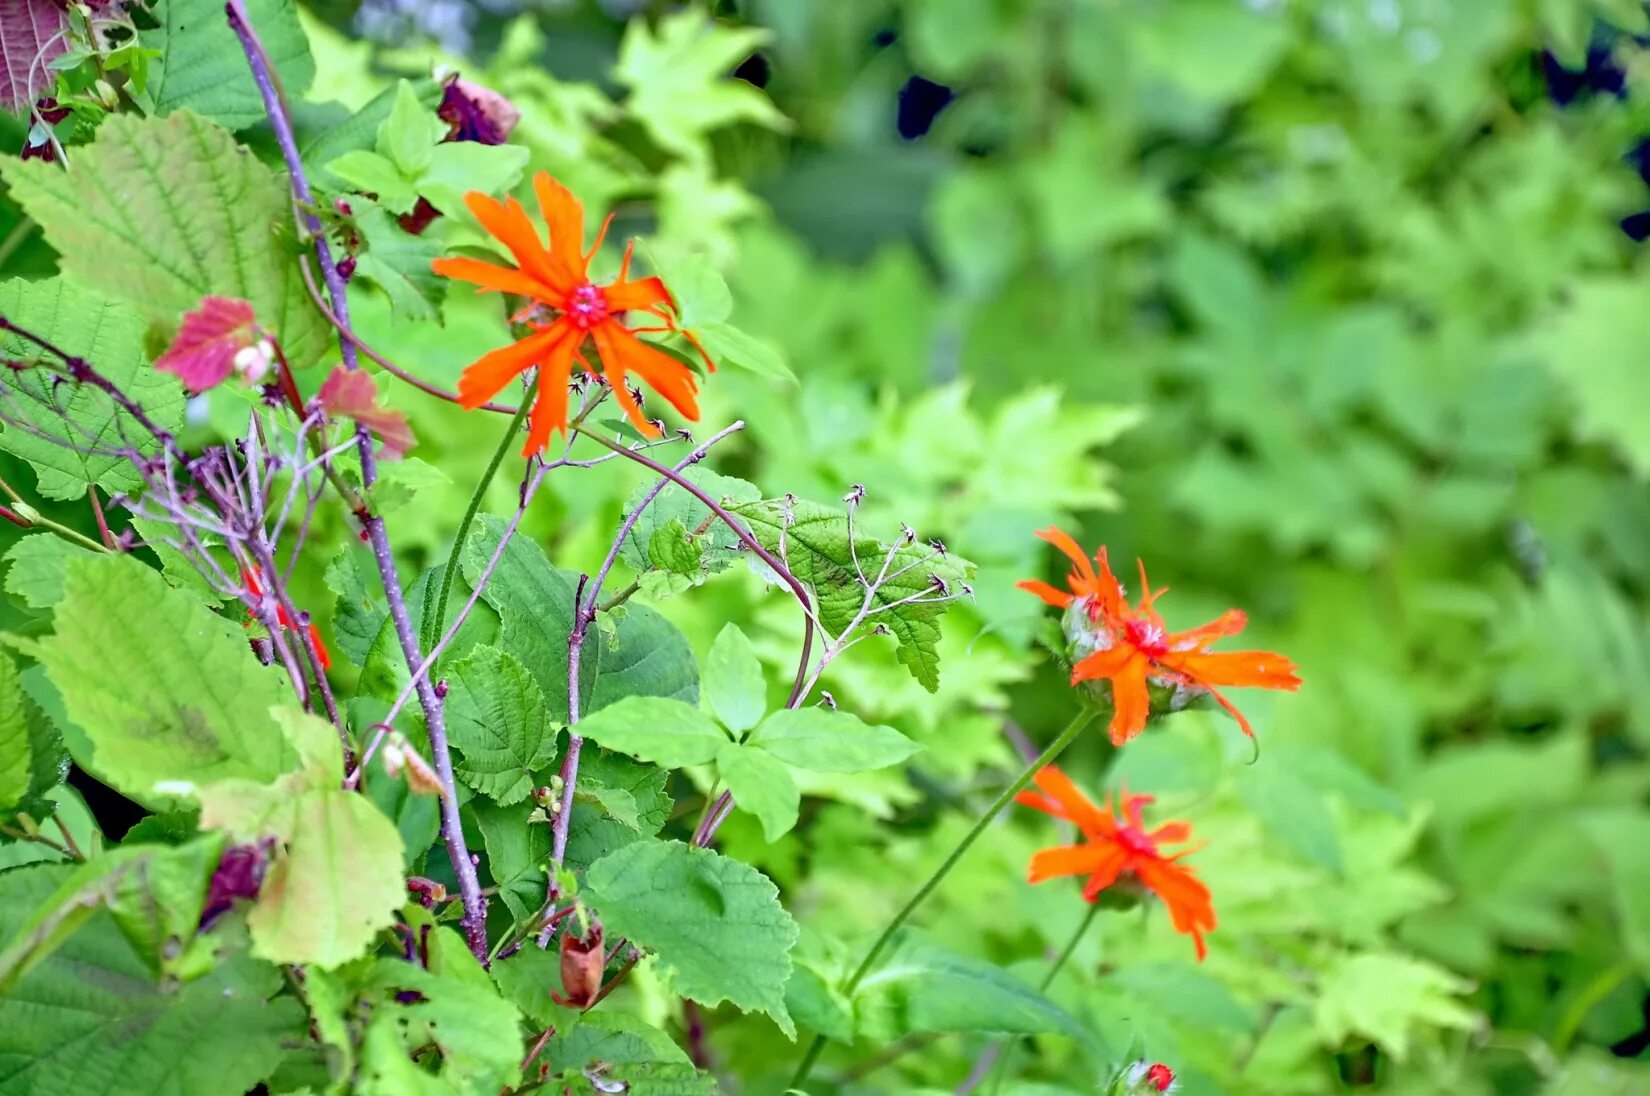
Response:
[789,707,1097,1087]
[226,0,489,960]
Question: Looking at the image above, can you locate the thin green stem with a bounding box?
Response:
[984,900,1103,1094]
[789,707,1097,1088]
[421,383,535,657]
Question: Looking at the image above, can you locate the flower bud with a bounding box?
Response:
[1106,1060,1177,1095]
[554,920,605,1009]
[231,338,274,386]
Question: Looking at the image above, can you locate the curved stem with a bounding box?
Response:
[977,899,1103,1095]
[789,707,1097,1088]
[421,385,534,657]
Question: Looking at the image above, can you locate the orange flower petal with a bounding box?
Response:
[1168,609,1249,651]
[1027,843,1109,884]
[1071,643,1140,683]
[1078,843,1131,901]
[463,192,562,294]
[1034,526,1097,590]
[1105,656,1152,746]
[1016,578,1074,608]
[456,324,570,410]
[532,173,589,293]
[1168,649,1302,691]
[1149,820,1193,846]
[431,255,559,301]
[589,322,701,429]
[1023,764,1114,835]
[605,274,671,314]
[519,325,583,457]
[1091,546,1127,623]
[1134,855,1217,961]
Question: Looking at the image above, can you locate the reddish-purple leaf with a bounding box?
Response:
[0,0,68,112]
[154,296,260,393]
[317,366,416,459]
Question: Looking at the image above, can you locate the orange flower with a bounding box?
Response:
[243,567,331,671]
[431,172,712,455]
[1019,527,1300,745]
[1017,765,1215,960]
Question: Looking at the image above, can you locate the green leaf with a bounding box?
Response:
[1537,276,1650,477]
[728,497,974,692]
[1313,951,1475,1061]
[0,649,64,819]
[852,932,1096,1047]
[588,602,700,712]
[1237,759,1343,876]
[0,278,186,500]
[363,926,523,1091]
[299,78,441,187]
[0,865,303,1096]
[647,517,705,575]
[30,555,294,805]
[618,468,761,588]
[419,141,531,216]
[749,706,920,774]
[358,564,497,703]
[0,111,329,368]
[583,839,799,1036]
[378,79,446,175]
[572,696,728,767]
[1579,810,1650,975]
[354,204,446,321]
[614,11,787,164]
[545,1010,693,1072]
[474,798,550,922]
[563,750,672,869]
[461,514,592,721]
[325,543,386,667]
[3,533,96,608]
[715,742,798,842]
[140,0,313,130]
[692,320,795,382]
[445,646,557,805]
[703,623,766,733]
[329,150,422,214]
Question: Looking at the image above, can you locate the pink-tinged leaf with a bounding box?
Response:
[0,0,68,112]
[317,366,416,460]
[154,296,259,393]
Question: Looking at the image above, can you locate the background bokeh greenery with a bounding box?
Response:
[6,0,1650,1092]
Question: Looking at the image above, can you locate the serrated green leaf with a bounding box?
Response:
[445,646,556,805]
[474,798,550,922]
[140,0,313,130]
[325,544,385,668]
[30,555,294,805]
[729,497,974,692]
[2,533,96,608]
[363,926,523,1091]
[0,864,303,1096]
[749,706,920,773]
[715,741,798,842]
[0,111,330,367]
[583,839,799,1036]
[1537,276,1650,477]
[572,696,728,767]
[358,563,498,703]
[618,467,761,587]
[587,601,700,712]
[0,278,186,500]
[647,517,706,575]
[300,78,441,187]
[1579,810,1650,975]
[461,514,592,721]
[704,623,767,734]
[1313,951,1475,1061]
[545,1010,694,1072]
[564,749,672,870]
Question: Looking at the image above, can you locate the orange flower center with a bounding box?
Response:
[566,283,610,331]
[1116,823,1157,856]
[1124,617,1168,657]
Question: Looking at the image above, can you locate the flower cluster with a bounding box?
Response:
[1018,527,1301,963]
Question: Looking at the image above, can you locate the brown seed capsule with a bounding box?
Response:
[552,920,605,1010]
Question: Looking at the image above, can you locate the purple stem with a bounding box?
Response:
[538,422,745,946]
[225,0,489,960]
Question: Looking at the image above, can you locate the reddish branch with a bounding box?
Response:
[225,0,489,960]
